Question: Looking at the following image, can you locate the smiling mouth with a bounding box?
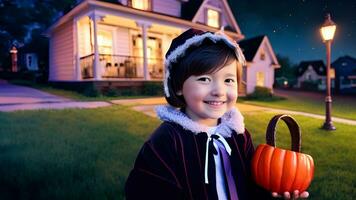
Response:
[203,101,226,106]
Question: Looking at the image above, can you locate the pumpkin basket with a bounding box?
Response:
[251,114,314,194]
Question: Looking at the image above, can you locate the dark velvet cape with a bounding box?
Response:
[125,121,272,200]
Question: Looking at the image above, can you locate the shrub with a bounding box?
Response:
[300,80,319,91]
[82,85,100,97]
[105,88,119,97]
[247,86,273,99]
[142,82,163,96]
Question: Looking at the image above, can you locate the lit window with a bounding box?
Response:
[131,0,150,10]
[256,72,265,86]
[98,30,113,54]
[207,9,220,28]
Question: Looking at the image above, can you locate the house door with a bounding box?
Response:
[256,72,265,87]
[132,35,163,78]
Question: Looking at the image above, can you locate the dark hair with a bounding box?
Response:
[166,41,241,107]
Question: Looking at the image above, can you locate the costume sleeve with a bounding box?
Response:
[125,123,185,200]
[244,129,275,200]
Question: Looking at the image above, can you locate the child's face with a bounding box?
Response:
[178,60,238,126]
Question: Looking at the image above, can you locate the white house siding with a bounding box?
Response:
[49,21,74,81]
[153,0,181,17]
[247,43,275,94]
[115,26,130,56]
[195,0,230,28]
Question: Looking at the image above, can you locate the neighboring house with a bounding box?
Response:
[332,55,356,94]
[45,0,278,95]
[296,60,335,91]
[238,35,280,94]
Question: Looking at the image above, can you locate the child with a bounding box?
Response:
[125,28,308,200]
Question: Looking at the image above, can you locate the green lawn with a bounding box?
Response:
[0,106,355,199]
[9,79,154,101]
[240,93,356,121]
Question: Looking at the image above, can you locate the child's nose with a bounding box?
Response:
[211,83,225,96]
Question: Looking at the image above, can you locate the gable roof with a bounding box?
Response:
[297,60,326,76]
[332,55,356,76]
[238,35,279,67]
[190,0,242,35]
[332,55,356,67]
[181,0,204,20]
[238,35,265,61]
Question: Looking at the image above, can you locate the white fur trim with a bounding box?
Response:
[155,105,245,137]
[164,31,246,97]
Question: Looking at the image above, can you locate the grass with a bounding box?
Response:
[0,106,159,199]
[0,106,355,199]
[8,79,155,101]
[240,92,356,121]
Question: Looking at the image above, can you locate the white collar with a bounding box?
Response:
[155,105,245,137]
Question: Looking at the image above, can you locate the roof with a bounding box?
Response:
[180,0,204,20]
[332,55,356,76]
[332,55,356,67]
[297,60,326,76]
[238,35,265,61]
[45,0,242,39]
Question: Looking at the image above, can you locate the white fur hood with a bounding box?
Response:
[155,105,245,137]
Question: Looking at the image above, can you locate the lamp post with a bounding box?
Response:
[320,13,336,130]
[10,46,18,72]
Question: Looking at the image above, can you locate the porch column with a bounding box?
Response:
[136,21,151,80]
[90,13,102,80]
[74,18,81,80]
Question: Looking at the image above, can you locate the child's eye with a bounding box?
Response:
[197,77,211,82]
[225,78,236,83]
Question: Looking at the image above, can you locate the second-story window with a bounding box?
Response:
[129,0,151,11]
[207,9,220,28]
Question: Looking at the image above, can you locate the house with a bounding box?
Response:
[238,35,280,94]
[332,55,356,94]
[45,0,278,95]
[296,60,335,91]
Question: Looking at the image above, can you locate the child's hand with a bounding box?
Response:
[271,190,309,199]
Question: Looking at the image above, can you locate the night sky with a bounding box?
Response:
[228,0,356,65]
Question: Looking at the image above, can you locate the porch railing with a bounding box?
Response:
[79,54,164,79]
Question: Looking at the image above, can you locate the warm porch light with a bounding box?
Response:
[320,14,336,41]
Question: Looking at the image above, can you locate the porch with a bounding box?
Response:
[80,54,164,80]
[75,12,182,81]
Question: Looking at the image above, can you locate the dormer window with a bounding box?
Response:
[207,9,220,28]
[260,49,266,60]
[129,0,151,11]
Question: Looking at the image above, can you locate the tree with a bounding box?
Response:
[0,0,77,73]
[275,54,298,88]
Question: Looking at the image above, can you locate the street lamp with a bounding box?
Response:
[320,13,336,130]
[10,46,18,72]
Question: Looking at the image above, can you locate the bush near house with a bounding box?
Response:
[246,86,273,99]
[300,80,319,91]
